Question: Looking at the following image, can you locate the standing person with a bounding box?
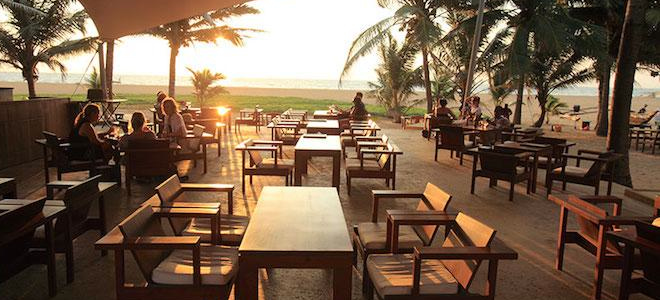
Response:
[161,98,188,145]
[349,92,369,121]
[469,96,483,124]
[503,103,513,120]
[69,103,113,160]
[118,112,157,150]
[491,106,512,129]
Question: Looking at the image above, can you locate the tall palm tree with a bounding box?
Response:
[0,0,97,98]
[367,33,424,121]
[144,4,259,97]
[341,0,443,113]
[187,67,228,108]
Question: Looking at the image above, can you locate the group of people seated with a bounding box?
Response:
[427,95,513,130]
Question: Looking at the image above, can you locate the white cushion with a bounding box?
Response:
[367,253,458,296]
[182,215,248,243]
[358,222,424,250]
[516,166,526,175]
[259,158,294,168]
[552,166,589,177]
[151,245,238,285]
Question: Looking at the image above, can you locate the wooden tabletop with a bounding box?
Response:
[239,186,352,253]
[314,110,339,117]
[495,142,552,152]
[295,134,341,152]
[306,119,339,129]
[0,199,65,206]
[0,177,14,186]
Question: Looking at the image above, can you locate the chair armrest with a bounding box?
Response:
[577,149,605,156]
[180,183,234,192]
[355,136,383,141]
[414,246,519,260]
[598,216,654,226]
[562,154,609,163]
[152,207,219,218]
[121,236,201,250]
[360,149,402,155]
[386,213,458,252]
[244,146,278,152]
[608,230,660,255]
[253,140,283,145]
[577,195,622,206]
[370,190,425,222]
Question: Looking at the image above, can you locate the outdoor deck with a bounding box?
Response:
[0,119,655,300]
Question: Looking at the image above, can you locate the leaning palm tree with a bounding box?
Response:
[341,0,443,113]
[144,4,259,97]
[0,0,97,98]
[187,67,228,108]
[367,34,424,121]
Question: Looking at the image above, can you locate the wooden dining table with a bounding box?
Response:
[494,142,553,193]
[305,119,341,135]
[294,134,342,190]
[236,186,353,300]
[313,110,341,120]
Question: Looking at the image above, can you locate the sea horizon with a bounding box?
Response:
[0,71,658,98]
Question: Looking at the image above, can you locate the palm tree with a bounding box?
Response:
[144,4,259,97]
[187,67,228,108]
[367,34,423,121]
[341,0,443,113]
[85,67,101,89]
[0,0,97,98]
[544,95,568,124]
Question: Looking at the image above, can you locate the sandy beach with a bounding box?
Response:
[3,80,658,125]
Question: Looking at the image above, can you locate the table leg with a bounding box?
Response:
[333,263,352,300]
[618,244,634,300]
[532,154,539,193]
[43,145,50,184]
[64,217,74,283]
[217,128,222,157]
[203,144,208,173]
[236,259,258,300]
[44,220,57,297]
[333,152,341,192]
[294,151,303,186]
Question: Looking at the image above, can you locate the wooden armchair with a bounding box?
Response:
[155,175,247,246]
[364,212,518,300]
[608,220,660,300]
[43,131,107,181]
[470,148,532,201]
[548,150,621,195]
[175,124,208,173]
[341,122,379,157]
[235,139,294,193]
[109,205,238,300]
[270,116,303,145]
[234,108,263,133]
[433,125,477,165]
[549,195,649,300]
[345,142,403,195]
[355,134,390,158]
[528,136,572,185]
[124,139,177,195]
[353,183,452,292]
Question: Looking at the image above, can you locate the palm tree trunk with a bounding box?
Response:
[607,0,648,188]
[421,46,433,113]
[533,94,547,128]
[168,45,179,97]
[105,39,115,99]
[595,64,610,136]
[25,70,36,98]
[513,75,524,124]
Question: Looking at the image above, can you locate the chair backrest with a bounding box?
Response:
[412,183,452,244]
[0,199,45,238]
[533,136,567,159]
[58,175,101,234]
[0,200,46,269]
[186,124,205,151]
[439,125,466,148]
[635,221,660,284]
[118,205,170,283]
[440,213,496,290]
[126,139,176,177]
[479,149,520,175]
[243,139,264,166]
[381,135,390,144]
[584,152,615,178]
[155,175,182,204]
[566,195,620,254]
[376,143,394,170]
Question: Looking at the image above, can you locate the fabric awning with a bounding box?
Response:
[79,0,251,39]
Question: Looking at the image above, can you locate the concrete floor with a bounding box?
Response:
[0,120,656,300]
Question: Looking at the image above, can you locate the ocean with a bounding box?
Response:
[0,71,658,97]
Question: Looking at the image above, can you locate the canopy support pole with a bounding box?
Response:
[98,42,107,99]
[463,0,486,106]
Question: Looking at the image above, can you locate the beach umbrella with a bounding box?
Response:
[78,0,250,97]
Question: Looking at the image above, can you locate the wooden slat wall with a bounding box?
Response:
[0,98,73,169]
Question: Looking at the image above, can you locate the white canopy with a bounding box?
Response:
[79,0,251,39]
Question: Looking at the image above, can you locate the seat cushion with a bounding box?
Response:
[260,158,294,168]
[552,166,589,177]
[537,156,556,165]
[515,166,526,175]
[357,222,424,250]
[367,253,458,296]
[151,245,238,285]
[182,215,249,243]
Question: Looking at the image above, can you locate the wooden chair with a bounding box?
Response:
[234,108,262,133]
[271,116,302,145]
[175,124,208,173]
[355,134,390,158]
[0,199,46,286]
[433,125,477,165]
[609,220,660,300]
[364,212,518,300]
[235,139,294,193]
[341,122,378,158]
[114,205,237,300]
[31,175,104,283]
[529,136,571,185]
[345,142,403,195]
[155,175,247,246]
[43,131,107,181]
[548,150,621,196]
[124,139,177,195]
[470,148,531,201]
[353,183,452,292]
[549,194,646,300]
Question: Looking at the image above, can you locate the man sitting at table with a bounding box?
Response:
[154,91,167,120]
[349,92,369,121]
[118,112,156,150]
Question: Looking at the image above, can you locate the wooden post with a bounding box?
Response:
[105,39,115,99]
[462,0,486,105]
[98,42,107,99]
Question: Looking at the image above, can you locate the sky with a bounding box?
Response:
[1,0,659,88]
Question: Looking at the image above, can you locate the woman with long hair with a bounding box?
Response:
[69,103,113,160]
[118,112,157,149]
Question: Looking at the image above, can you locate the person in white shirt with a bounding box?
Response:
[161,98,187,146]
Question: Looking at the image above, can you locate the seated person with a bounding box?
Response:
[68,104,113,160]
[161,98,188,145]
[118,112,157,150]
[433,98,456,119]
[349,92,369,121]
[464,96,483,124]
[490,106,512,129]
[154,91,167,120]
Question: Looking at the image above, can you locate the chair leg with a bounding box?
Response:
[594,184,599,196]
[249,175,253,184]
[347,176,351,195]
[526,178,531,194]
[241,175,246,194]
[361,254,370,293]
[385,178,389,187]
[392,175,396,190]
[460,152,464,165]
[470,175,476,194]
[434,147,438,161]
[509,181,515,202]
[562,178,567,191]
[607,181,612,196]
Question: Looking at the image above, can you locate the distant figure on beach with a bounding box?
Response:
[118,112,156,150]
[68,103,113,160]
[638,104,648,114]
[349,92,369,121]
[161,98,187,145]
[154,91,167,120]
